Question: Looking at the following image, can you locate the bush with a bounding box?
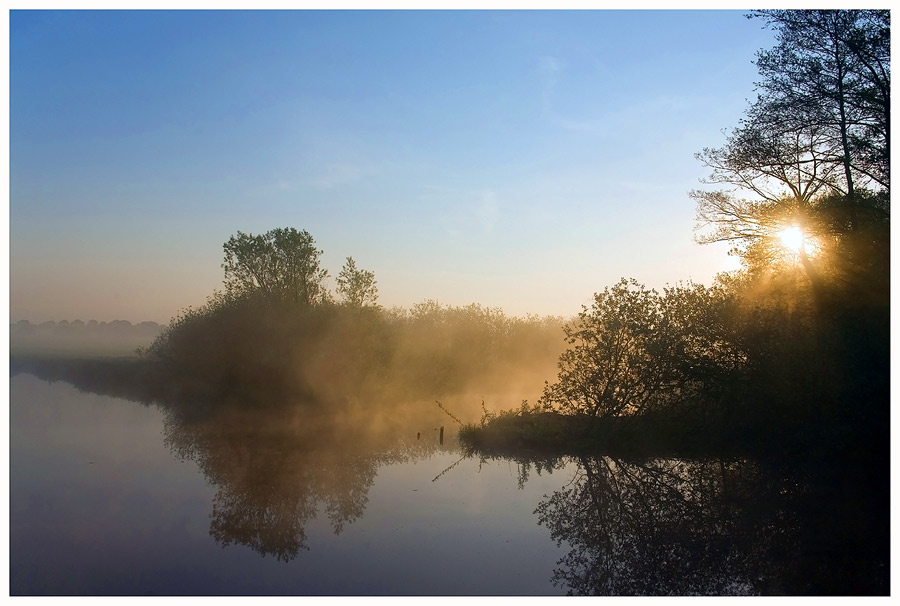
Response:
[539,279,746,421]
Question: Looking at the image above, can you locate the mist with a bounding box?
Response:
[10,297,569,432]
[8,297,572,567]
[138,295,569,432]
[10,319,164,358]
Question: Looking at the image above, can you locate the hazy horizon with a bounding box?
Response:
[10,10,773,324]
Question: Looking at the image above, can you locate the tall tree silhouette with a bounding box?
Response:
[222,227,329,306]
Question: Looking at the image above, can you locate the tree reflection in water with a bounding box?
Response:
[163,403,446,561]
[532,454,888,595]
[10,357,449,563]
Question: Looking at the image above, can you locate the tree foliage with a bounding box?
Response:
[222,227,329,306]
[336,257,379,307]
[694,112,840,206]
[540,279,744,420]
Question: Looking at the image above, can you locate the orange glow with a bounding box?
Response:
[777,225,819,258]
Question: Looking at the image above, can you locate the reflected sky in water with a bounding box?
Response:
[10,373,570,595]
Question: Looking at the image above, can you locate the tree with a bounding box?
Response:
[335,257,378,307]
[692,190,826,274]
[692,10,889,275]
[695,107,841,207]
[542,280,667,418]
[539,279,743,420]
[750,9,890,196]
[222,228,329,306]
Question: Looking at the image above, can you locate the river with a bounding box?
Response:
[9,372,889,595]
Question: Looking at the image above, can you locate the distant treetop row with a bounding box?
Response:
[11,319,163,333]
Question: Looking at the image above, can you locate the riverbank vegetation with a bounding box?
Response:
[463,9,889,459]
[134,282,564,416]
[104,231,563,425]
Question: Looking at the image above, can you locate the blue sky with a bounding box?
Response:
[10,10,776,323]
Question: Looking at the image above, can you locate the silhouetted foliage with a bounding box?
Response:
[469,251,888,458]
[538,279,746,423]
[693,187,889,284]
[749,10,890,194]
[222,227,330,306]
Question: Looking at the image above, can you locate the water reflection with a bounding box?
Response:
[162,405,446,561]
[12,358,888,593]
[11,358,451,562]
[532,454,888,595]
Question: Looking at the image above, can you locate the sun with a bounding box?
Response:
[778,226,804,252]
[777,225,818,257]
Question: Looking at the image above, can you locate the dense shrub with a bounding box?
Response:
[539,279,747,421]
[142,292,565,413]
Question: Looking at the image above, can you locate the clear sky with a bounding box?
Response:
[9,9,776,323]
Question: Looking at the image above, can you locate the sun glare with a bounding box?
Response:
[777,225,818,258]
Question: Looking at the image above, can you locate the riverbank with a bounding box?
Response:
[457,404,888,462]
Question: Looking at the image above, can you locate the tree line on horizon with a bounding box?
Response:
[10,319,165,358]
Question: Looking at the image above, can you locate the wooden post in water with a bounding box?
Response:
[440,426,444,445]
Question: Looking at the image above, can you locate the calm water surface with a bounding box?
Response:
[10,372,889,595]
[10,373,570,595]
